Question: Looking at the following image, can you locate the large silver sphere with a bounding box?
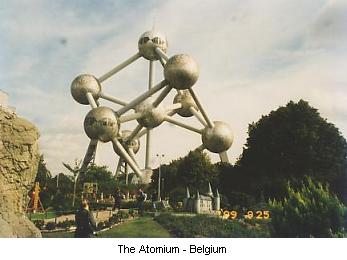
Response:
[84,106,119,143]
[173,90,198,117]
[135,99,165,129]
[113,130,140,155]
[138,30,168,61]
[202,121,233,153]
[164,54,199,90]
[71,74,101,105]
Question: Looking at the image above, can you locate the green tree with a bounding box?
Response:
[237,100,347,201]
[79,164,116,196]
[178,150,218,189]
[269,178,346,237]
[35,155,56,207]
[35,155,52,187]
[150,150,218,203]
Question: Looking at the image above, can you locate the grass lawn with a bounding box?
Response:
[100,217,171,238]
[42,230,74,238]
[42,217,171,238]
[27,211,58,220]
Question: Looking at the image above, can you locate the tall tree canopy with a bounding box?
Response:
[150,151,218,202]
[237,100,347,200]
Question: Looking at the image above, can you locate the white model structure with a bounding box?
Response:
[70,29,233,184]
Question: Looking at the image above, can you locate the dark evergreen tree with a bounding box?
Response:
[237,100,347,201]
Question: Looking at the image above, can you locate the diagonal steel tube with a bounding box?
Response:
[155,47,169,61]
[127,124,143,141]
[188,88,214,128]
[98,52,141,83]
[119,112,143,123]
[164,116,203,134]
[99,92,128,106]
[116,80,168,116]
[112,138,143,179]
[86,92,97,109]
[153,85,172,107]
[189,107,207,127]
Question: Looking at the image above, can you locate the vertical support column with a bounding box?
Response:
[125,163,129,199]
[145,60,155,169]
[115,158,122,184]
[219,151,230,163]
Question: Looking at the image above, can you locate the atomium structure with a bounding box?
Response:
[71,29,234,184]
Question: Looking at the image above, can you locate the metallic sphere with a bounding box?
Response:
[202,121,233,153]
[71,74,101,105]
[84,106,119,143]
[135,99,165,129]
[113,130,140,155]
[164,54,199,90]
[138,30,168,61]
[173,90,198,117]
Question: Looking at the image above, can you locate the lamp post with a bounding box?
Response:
[72,172,79,207]
[156,154,165,201]
[162,178,165,200]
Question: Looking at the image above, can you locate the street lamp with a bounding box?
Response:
[162,178,165,200]
[72,172,79,207]
[156,154,165,201]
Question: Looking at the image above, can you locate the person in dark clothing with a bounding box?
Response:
[74,199,97,238]
[137,188,147,217]
[151,191,157,211]
[113,188,124,211]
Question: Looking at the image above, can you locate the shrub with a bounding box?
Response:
[33,220,45,230]
[225,191,256,210]
[45,222,56,231]
[104,221,112,228]
[155,213,269,238]
[121,200,152,210]
[269,178,346,237]
[128,208,137,218]
[97,221,105,230]
[109,214,120,225]
[116,210,130,221]
[56,219,75,230]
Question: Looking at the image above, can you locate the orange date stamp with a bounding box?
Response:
[218,210,270,220]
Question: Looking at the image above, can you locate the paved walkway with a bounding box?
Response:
[45,210,116,224]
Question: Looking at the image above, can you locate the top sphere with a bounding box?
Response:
[138,30,168,61]
[164,54,199,90]
[84,106,119,143]
[71,74,101,105]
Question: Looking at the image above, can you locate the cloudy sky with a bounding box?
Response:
[1,0,347,175]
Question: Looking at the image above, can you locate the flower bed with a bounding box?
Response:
[154,213,270,238]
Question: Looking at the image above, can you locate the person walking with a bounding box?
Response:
[151,191,157,212]
[113,188,124,211]
[74,199,97,238]
[137,188,147,217]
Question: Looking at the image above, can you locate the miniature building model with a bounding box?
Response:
[183,183,220,214]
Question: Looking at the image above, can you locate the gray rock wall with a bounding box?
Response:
[0,109,41,237]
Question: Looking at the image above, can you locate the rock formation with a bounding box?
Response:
[0,108,41,237]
